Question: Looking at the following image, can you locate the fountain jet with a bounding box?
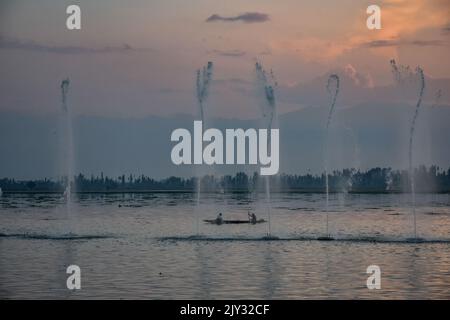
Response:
[196,61,213,124]
[324,74,340,237]
[61,78,73,210]
[390,59,414,85]
[391,59,426,239]
[255,61,277,236]
[408,66,425,239]
[194,62,213,235]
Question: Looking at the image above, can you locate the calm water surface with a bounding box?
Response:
[0,192,449,299]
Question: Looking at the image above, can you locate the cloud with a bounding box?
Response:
[443,25,450,34]
[0,36,147,54]
[212,77,251,85]
[259,49,272,56]
[210,49,246,57]
[270,0,450,63]
[272,37,353,62]
[378,0,450,39]
[361,39,446,48]
[206,12,269,23]
[362,39,399,48]
[344,64,375,88]
[410,40,446,46]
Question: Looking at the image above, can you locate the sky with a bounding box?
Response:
[0,0,449,179]
[0,0,449,118]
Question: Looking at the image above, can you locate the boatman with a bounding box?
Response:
[216,212,224,225]
[248,211,257,224]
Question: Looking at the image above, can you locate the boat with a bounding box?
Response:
[203,219,266,225]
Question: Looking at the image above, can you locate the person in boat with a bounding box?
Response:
[216,212,224,225]
[248,211,257,224]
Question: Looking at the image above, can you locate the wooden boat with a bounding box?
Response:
[203,219,266,225]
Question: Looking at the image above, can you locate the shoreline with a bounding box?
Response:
[1,189,450,194]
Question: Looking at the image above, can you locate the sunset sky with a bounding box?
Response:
[0,0,449,118]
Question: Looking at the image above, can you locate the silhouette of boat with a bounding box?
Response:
[203,219,266,225]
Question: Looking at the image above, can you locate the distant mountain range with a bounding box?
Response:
[278,65,450,109]
[1,99,449,179]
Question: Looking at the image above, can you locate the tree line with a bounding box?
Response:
[1,166,450,193]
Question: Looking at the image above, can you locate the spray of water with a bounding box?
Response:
[390,59,415,85]
[385,168,394,191]
[60,78,73,207]
[430,89,442,108]
[409,66,425,239]
[324,74,340,237]
[196,61,214,123]
[255,62,277,129]
[391,60,426,238]
[343,125,360,193]
[194,62,213,235]
[255,61,277,236]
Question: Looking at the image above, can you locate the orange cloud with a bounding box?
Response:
[379,0,449,38]
[270,0,449,63]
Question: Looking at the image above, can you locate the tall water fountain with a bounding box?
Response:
[60,78,74,219]
[324,74,340,238]
[255,62,277,237]
[390,60,426,239]
[408,67,425,239]
[195,62,213,235]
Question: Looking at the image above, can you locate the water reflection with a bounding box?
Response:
[0,192,449,299]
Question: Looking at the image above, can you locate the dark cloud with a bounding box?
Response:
[210,49,246,57]
[443,25,450,34]
[362,39,399,48]
[410,40,445,46]
[206,12,269,23]
[259,49,272,56]
[0,36,147,54]
[362,39,445,48]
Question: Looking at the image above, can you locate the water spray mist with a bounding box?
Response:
[408,66,425,239]
[255,61,278,236]
[194,62,213,235]
[324,74,340,237]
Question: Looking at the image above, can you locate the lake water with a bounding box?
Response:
[0,192,449,299]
